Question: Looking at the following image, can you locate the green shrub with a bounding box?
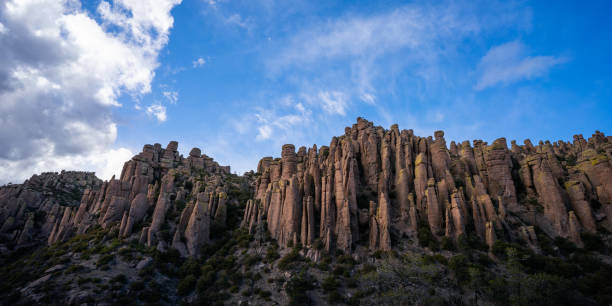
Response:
[418,225,439,250]
[440,237,456,251]
[258,290,272,298]
[581,232,604,252]
[286,271,315,306]
[97,254,114,266]
[177,275,197,296]
[322,276,339,292]
[180,258,200,277]
[65,264,85,274]
[244,254,262,266]
[337,254,356,266]
[130,281,145,291]
[448,255,469,284]
[554,237,577,255]
[265,246,280,262]
[359,264,376,275]
[332,265,346,276]
[278,249,300,270]
[327,290,345,304]
[111,274,128,284]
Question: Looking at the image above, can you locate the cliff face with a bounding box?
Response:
[0,171,102,248]
[0,142,252,257]
[1,118,611,257]
[244,118,612,253]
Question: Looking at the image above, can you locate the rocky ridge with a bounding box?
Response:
[1,118,612,305]
[0,171,102,249]
[244,117,612,254]
[0,141,252,258]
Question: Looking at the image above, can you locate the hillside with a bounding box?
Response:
[0,118,611,305]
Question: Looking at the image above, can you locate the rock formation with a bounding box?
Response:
[0,142,252,258]
[1,118,610,259]
[244,118,612,253]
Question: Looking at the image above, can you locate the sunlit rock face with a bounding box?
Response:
[244,117,612,253]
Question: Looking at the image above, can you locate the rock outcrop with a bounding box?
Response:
[0,171,102,246]
[244,118,612,253]
[1,118,610,258]
[0,143,252,258]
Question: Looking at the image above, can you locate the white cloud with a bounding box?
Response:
[264,1,532,126]
[475,40,566,90]
[256,125,273,140]
[0,147,134,184]
[249,95,314,142]
[146,103,167,122]
[360,93,376,105]
[271,4,483,70]
[224,13,253,30]
[0,0,181,184]
[317,91,348,116]
[192,57,206,67]
[163,90,179,104]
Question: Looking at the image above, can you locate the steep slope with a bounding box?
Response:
[1,118,611,305]
[0,171,102,250]
[1,142,253,255]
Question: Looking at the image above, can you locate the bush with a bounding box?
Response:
[258,290,272,298]
[244,254,261,267]
[286,271,315,306]
[130,281,145,291]
[581,232,604,252]
[418,225,439,250]
[327,290,345,304]
[177,275,197,296]
[278,249,300,270]
[180,258,200,278]
[448,255,469,284]
[359,264,376,275]
[440,237,456,251]
[97,254,114,266]
[111,274,128,284]
[492,240,509,259]
[512,273,577,306]
[265,246,280,262]
[322,276,339,292]
[433,254,448,265]
[337,255,356,266]
[553,237,577,255]
[331,265,344,276]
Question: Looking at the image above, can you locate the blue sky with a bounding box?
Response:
[1,0,611,183]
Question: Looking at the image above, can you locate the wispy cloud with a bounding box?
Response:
[270,4,484,71]
[263,1,532,126]
[163,90,179,104]
[316,91,348,116]
[475,40,567,90]
[192,57,206,67]
[360,93,376,105]
[146,103,167,122]
[255,125,272,140]
[225,13,253,30]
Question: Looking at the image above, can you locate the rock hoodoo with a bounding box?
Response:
[1,118,610,258]
[244,118,612,252]
[0,142,250,258]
